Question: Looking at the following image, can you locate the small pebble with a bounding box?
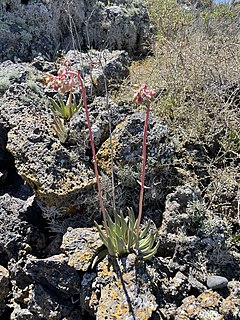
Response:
[207,275,228,289]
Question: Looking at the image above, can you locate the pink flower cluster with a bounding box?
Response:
[133,83,156,105]
[45,66,78,94]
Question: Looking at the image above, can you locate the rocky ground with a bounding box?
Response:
[0,0,239,319]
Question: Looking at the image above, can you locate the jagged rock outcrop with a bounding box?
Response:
[0,0,151,62]
[0,51,131,219]
[9,254,82,319]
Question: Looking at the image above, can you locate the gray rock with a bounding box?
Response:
[0,0,151,62]
[0,60,29,96]
[10,255,82,319]
[81,254,158,318]
[0,188,40,264]
[65,49,130,98]
[160,185,206,240]
[97,112,174,170]
[97,111,175,215]
[61,227,103,272]
[207,275,228,290]
[0,265,10,316]
[0,54,131,219]
[163,271,190,302]
[24,254,81,299]
[69,96,133,150]
[0,121,13,173]
[10,283,81,320]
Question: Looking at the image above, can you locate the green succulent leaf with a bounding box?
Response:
[142,240,160,260]
[50,95,82,120]
[94,208,159,264]
[140,220,151,239]
[52,116,68,143]
[139,230,154,250]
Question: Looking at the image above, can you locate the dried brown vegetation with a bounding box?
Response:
[113,1,240,226]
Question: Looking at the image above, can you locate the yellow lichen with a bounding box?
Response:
[198,290,221,308]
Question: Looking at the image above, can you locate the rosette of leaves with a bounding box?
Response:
[50,94,82,143]
[50,94,82,120]
[93,208,159,266]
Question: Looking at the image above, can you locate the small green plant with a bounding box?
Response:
[95,208,159,261]
[147,0,192,41]
[52,115,69,144]
[45,65,82,143]
[49,95,81,120]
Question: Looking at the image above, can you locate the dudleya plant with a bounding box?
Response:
[45,64,82,143]
[95,83,159,262]
[45,65,159,263]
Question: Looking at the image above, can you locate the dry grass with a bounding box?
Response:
[112,1,240,220]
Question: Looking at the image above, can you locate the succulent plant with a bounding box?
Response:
[49,95,81,120]
[52,115,68,143]
[94,207,159,264]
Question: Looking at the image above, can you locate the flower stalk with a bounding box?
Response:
[133,84,156,237]
[45,65,158,261]
[45,64,108,233]
[136,103,150,236]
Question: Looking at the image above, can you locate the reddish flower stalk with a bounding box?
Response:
[136,103,150,236]
[133,84,156,237]
[75,73,108,233]
[46,65,108,233]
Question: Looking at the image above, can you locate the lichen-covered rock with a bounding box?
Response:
[95,111,175,218]
[0,60,30,96]
[0,55,131,217]
[97,112,174,173]
[82,254,158,319]
[220,280,240,318]
[0,61,95,214]
[69,96,133,150]
[176,281,240,319]
[65,49,130,97]
[159,185,207,254]
[24,254,81,299]
[7,115,96,213]
[61,227,103,271]
[9,254,82,319]
[161,185,205,234]
[10,283,82,320]
[0,265,10,316]
[0,0,151,62]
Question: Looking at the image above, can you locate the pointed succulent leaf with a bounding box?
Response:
[120,212,128,239]
[139,220,151,239]
[139,231,154,250]
[95,222,108,246]
[53,116,68,143]
[106,212,115,231]
[142,240,160,260]
[114,210,121,228]
[107,237,117,257]
[115,233,127,256]
[127,207,136,230]
[114,212,122,235]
